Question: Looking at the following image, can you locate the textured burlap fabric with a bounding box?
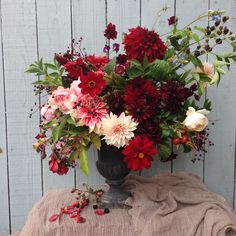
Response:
[12,173,236,236]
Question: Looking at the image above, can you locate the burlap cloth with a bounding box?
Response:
[12,173,236,236]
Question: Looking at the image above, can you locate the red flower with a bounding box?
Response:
[116,54,127,65]
[49,214,60,222]
[104,22,117,40]
[168,16,176,26]
[79,71,106,97]
[64,58,84,78]
[123,26,167,63]
[85,55,109,70]
[54,53,69,65]
[49,153,69,175]
[58,161,69,175]
[114,64,126,76]
[49,154,60,173]
[122,135,158,171]
[124,77,159,121]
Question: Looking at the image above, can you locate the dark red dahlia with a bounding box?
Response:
[168,16,176,26]
[123,26,167,63]
[159,81,193,112]
[105,91,125,115]
[136,120,162,143]
[124,77,159,121]
[104,22,117,40]
[54,53,69,65]
[122,135,158,171]
[85,55,110,71]
[116,54,127,66]
[64,58,84,78]
[79,71,106,97]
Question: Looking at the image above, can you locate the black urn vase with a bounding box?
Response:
[96,141,131,207]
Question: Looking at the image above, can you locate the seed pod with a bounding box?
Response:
[194,50,200,57]
[223,27,229,34]
[222,16,229,22]
[215,20,221,27]
[216,38,222,44]
[210,26,215,31]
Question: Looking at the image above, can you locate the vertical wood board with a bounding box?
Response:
[1,0,42,231]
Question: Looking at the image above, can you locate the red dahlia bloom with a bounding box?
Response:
[122,135,158,171]
[79,71,106,97]
[123,26,167,63]
[64,58,84,78]
[85,55,109,70]
[124,77,159,121]
[104,22,117,40]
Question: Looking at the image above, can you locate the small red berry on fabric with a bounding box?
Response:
[95,209,105,216]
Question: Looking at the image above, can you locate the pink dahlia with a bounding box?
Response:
[72,95,107,133]
[101,112,138,148]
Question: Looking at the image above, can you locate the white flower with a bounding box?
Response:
[101,112,138,148]
[183,107,210,132]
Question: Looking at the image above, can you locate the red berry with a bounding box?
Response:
[181,129,187,135]
[172,137,180,145]
[181,135,189,144]
[95,209,105,216]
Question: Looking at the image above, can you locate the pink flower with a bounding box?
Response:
[40,105,56,124]
[72,95,107,133]
[49,87,78,113]
[70,79,82,98]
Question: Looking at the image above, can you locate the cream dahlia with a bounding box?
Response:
[101,112,138,148]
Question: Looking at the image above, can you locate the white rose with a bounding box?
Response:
[183,107,210,132]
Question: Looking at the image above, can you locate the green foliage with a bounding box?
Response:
[80,146,89,176]
[51,119,67,143]
[157,142,172,160]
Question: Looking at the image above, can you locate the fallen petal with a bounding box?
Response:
[49,214,60,222]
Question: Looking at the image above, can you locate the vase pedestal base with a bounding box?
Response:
[98,179,131,209]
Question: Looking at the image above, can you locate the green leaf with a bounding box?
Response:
[80,146,89,176]
[45,63,58,70]
[157,143,172,160]
[91,135,101,150]
[51,119,66,143]
[189,55,203,68]
[190,32,200,43]
[197,81,205,96]
[68,149,80,164]
[210,71,219,85]
[231,42,236,52]
[183,144,192,153]
[126,67,143,78]
[25,66,40,73]
[193,26,206,35]
[214,60,230,67]
[203,99,212,111]
[103,57,116,74]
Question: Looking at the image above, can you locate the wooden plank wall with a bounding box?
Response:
[0,0,235,234]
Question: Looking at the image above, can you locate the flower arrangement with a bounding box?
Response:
[27,10,236,176]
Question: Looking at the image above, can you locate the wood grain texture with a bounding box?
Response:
[0,2,10,234]
[204,0,236,208]
[172,0,209,178]
[141,0,174,175]
[107,0,141,46]
[36,0,75,191]
[1,0,42,232]
[72,0,106,186]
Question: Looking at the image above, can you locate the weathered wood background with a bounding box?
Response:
[0,0,235,234]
